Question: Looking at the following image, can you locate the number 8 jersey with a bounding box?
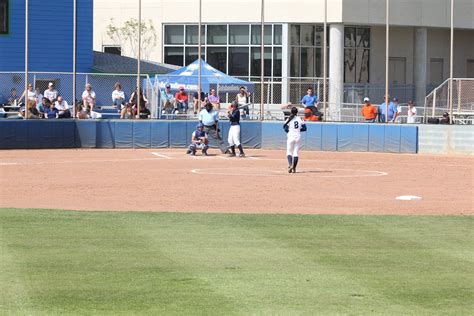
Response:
[287,116,305,139]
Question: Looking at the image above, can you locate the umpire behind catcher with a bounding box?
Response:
[199,101,227,154]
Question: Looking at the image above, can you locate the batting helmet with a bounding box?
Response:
[291,107,298,115]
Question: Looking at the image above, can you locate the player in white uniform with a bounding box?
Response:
[283,107,307,173]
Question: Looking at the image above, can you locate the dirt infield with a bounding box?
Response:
[0,148,472,215]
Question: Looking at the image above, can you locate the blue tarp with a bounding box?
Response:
[155,60,254,93]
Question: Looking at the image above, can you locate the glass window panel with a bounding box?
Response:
[301,47,315,77]
[356,48,370,83]
[273,47,282,77]
[251,25,272,45]
[251,47,272,77]
[207,47,227,73]
[314,48,322,77]
[300,25,314,46]
[0,0,8,34]
[164,47,184,66]
[185,47,205,66]
[344,27,356,48]
[356,28,370,48]
[186,25,205,45]
[344,48,356,82]
[207,25,227,44]
[274,25,282,45]
[164,25,184,44]
[290,47,300,77]
[315,26,324,47]
[229,47,249,76]
[229,25,249,45]
[290,25,300,45]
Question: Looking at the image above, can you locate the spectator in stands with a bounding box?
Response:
[138,104,151,119]
[27,100,41,119]
[19,83,36,104]
[393,97,402,123]
[193,90,206,114]
[407,100,417,124]
[82,83,96,111]
[35,87,43,104]
[361,97,377,123]
[7,88,20,106]
[236,86,250,117]
[121,105,134,119]
[37,97,49,118]
[378,95,398,123]
[208,89,220,111]
[128,86,148,118]
[303,107,319,121]
[440,112,450,124]
[175,85,188,114]
[44,82,58,103]
[161,83,175,114]
[44,102,59,119]
[112,83,126,110]
[300,87,319,115]
[54,96,71,118]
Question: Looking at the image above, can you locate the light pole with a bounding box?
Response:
[73,0,77,119]
[24,0,29,119]
[323,0,327,119]
[385,0,390,123]
[449,0,454,124]
[198,0,202,112]
[260,0,265,121]
[137,0,142,118]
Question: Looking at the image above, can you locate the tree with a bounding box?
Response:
[106,18,157,61]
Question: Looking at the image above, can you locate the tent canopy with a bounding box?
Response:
[155,59,254,93]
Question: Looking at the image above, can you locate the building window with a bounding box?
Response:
[290,24,326,77]
[430,58,444,85]
[467,59,474,78]
[344,27,370,83]
[103,46,122,56]
[163,23,282,78]
[0,0,8,35]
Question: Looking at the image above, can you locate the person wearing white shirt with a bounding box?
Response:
[407,100,417,124]
[44,82,58,102]
[19,83,36,104]
[54,96,71,118]
[82,83,96,110]
[112,82,126,109]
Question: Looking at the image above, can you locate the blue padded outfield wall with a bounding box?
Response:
[0,121,418,153]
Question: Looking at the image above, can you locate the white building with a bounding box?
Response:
[94,0,474,110]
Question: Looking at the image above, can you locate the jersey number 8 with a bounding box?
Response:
[294,121,299,129]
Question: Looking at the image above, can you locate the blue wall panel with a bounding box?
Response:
[337,124,353,152]
[368,125,385,152]
[0,0,93,72]
[352,124,369,152]
[321,124,338,151]
[261,122,286,150]
[151,121,169,148]
[96,120,115,148]
[131,121,150,148]
[305,123,322,151]
[400,126,418,153]
[241,121,262,148]
[75,120,96,148]
[168,121,187,147]
[384,125,401,153]
[0,121,27,149]
[115,121,134,148]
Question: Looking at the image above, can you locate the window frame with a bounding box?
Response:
[0,0,9,35]
[343,26,371,83]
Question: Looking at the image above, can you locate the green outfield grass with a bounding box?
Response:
[0,208,472,315]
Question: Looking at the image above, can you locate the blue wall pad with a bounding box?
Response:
[241,121,262,148]
[337,124,353,152]
[321,124,338,151]
[96,120,116,148]
[384,125,401,153]
[400,126,418,153]
[75,120,97,148]
[368,124,385,152]
[219,121,231,148]
[26,120,76,149]
[115,121,134,148]
[305,123,322,151]
[150,121,169,148]
[261,122,286,150]
[0,121,28,149]
[168,121,188,147]
[351,124,369,152]
[131,121,150,148]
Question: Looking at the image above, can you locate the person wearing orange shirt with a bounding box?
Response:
[361,97,377,123]
[303,107,319,121]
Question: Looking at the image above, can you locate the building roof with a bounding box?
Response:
[93,51,179,75]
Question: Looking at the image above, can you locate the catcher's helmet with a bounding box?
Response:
[291,107,298,115]
[196,123,204,129]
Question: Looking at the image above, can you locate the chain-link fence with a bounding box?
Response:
[0,72,153,118]
[424,78,474,124]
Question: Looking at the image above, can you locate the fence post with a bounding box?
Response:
[431,88,437,118]
[457,79,461,112]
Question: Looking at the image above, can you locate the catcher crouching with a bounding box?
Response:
[187,123,209,156]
